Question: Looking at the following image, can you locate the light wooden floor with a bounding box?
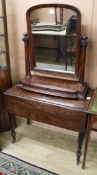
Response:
[0,117,97,175]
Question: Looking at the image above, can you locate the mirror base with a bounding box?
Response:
[17,75,89,100]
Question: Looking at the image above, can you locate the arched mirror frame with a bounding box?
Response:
[26,4,81,80]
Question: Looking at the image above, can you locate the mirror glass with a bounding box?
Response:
[0,0,3,16]
[30,7,77,72]
[0,19,4,34]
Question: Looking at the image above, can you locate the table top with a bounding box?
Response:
[4,85,94,113]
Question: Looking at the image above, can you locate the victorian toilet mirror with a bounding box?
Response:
[18,4,88,100]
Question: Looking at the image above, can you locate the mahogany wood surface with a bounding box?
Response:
[3,85,94,168]
[0,91,12,132]
[21,3,89,99]
[0,68,12,90]
[4,86,93,132]
[79,36,88,83]
[4,85,93,113]
[21,75,85,91]
[20,74,89,99]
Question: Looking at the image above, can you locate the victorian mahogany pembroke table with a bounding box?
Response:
[3,85,94,169]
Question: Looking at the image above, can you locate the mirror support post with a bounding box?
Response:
[23,33,31,78]
[79,36,88,84]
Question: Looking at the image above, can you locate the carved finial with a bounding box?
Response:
[22,33,28,42]
[81,36,88,47]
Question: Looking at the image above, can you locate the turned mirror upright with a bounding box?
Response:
[18,4,89,100]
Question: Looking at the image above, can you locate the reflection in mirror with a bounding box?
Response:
[0,36,6,51]
[30,7,77,72]
[0,19,4,34]
[0,52,7,68]
[0,0,3,16]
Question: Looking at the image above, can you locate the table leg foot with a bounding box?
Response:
[77,153,80,165]
[27,119,30,124]
[11,129,16,143]
[76,131,85,165]
[82,162,85,169]
[8,112,16,143]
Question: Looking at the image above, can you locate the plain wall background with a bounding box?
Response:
[6,0,97,88]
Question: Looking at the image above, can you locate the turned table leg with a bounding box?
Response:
[76,131,85,165]
[82,115,92,169]
[8,113,16,143]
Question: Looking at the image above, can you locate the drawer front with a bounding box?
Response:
[4,95,87,132]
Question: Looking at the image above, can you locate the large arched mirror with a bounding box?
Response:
[19,4,88,100]
[26,4,81,78]
[30,7,79,73]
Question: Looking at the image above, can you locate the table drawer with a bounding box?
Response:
[4,95,87,132]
